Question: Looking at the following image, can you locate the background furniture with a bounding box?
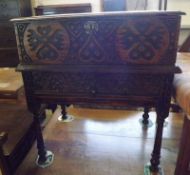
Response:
[0,99,36,175]
[101,0,126,11]
[12,11,182,174]
[0,0,32,67]
[35,3,92,16]
[173,52,190,175]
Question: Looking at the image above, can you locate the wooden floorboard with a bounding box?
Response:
[14,106,183,175]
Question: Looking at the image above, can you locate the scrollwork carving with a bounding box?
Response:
[30,72,166,97]
[16,23,32,63]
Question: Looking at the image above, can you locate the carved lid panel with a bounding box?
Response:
[13,12,182,65]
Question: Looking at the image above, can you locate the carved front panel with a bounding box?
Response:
[15,13,180,65]
[29,72,166,98]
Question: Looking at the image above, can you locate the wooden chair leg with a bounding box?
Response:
[174,115,190,175]
[0,132,11,175]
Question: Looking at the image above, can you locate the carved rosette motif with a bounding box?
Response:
[116,18,169,64]
[24,22,70,63]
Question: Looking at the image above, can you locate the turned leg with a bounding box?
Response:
[61,104,68,120]
[58,104,74,122]
[144,76,173,175]
[22,72,54,168]
[142,107,150,125]
[140,106,153,128]
[33,106,54,168]
[34,114,48,163]
[144,103,169,175]
[150,116,165,172]
[48,103,57,113]
[144,116,165,175]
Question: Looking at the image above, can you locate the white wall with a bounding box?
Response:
[168,0,190,27]
[167,0,190,45]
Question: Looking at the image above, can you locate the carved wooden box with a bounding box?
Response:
[12,11,182,107]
